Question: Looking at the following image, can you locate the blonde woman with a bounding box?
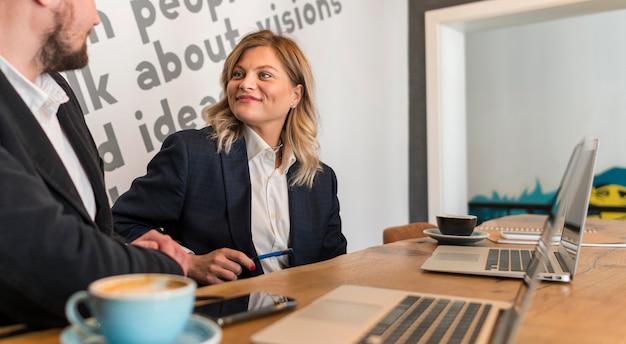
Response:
[113,30,346,285]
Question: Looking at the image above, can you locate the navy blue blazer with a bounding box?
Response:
[0,71,182,328]
[113,127,347,279]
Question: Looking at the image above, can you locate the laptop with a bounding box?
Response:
[250,138,597,344]
[421,137,599,282]
[252,195,564,344]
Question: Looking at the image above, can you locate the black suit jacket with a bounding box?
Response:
[112,127,347,279]
[0,71,182,328]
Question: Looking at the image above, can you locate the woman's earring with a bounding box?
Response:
[291,104,297,109]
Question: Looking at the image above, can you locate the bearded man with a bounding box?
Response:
[0,0,190,328]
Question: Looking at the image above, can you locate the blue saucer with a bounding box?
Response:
[60,314,222,344]
[423,228,488,245]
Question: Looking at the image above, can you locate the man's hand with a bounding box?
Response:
[188,248,256,285]
[132,229,191,275]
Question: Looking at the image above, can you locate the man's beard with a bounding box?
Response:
[40,11,90,73]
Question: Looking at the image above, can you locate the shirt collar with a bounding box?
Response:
[243,124,270,161]
[0,55,69,117]
[242,124,297,173]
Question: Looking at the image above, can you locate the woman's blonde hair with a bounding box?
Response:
[204,30,321,188]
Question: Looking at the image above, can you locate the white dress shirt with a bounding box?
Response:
[0,55,96,220]
[243,125,296,273]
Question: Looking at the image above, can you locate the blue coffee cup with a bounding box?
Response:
[65,273,196,344]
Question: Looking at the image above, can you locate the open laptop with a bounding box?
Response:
[251,138,597,344]
[252,187,566,344]
[421,137,599,282]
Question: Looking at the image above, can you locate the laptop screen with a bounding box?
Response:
[559,138,598,274]
[502,137,598,343]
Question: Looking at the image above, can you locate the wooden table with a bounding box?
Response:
[2,235,626,343]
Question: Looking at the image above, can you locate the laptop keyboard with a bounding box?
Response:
[357,295,492,344]
[485,249,556,273]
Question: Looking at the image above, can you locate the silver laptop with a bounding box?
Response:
[252,203,563,344]
[421,137,599,282]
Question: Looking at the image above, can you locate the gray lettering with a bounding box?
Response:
[131,0,156,44]
[82,65,117,111]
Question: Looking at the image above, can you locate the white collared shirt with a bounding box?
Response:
[243,125,296,273]
[0,56,96,220]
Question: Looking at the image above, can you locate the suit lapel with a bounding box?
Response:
[56,101,108,218]
[221,138,256,253]
[0,72,92,223]
[287,162,312,264]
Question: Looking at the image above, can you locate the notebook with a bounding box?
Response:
[421,137,599,282]
[251,201,564,344]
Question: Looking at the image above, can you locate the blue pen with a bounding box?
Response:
[256,248,294,260]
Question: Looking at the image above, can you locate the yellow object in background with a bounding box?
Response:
[589,184,626,219]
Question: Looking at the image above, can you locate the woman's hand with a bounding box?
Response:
[188,248,256,284]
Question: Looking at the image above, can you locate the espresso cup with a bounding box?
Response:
[436,214,478,236]
[65,273,196,344]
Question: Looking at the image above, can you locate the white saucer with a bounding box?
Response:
[423,228,489,245]
[60,314,222,344]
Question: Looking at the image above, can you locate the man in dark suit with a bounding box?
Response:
[0,0,190,328]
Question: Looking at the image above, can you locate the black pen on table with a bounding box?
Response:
[255,248,294,260]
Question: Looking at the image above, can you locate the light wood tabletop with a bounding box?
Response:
[2,220,626,343]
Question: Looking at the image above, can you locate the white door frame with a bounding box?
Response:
[424,0,626,222]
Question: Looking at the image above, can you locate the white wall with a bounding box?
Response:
[466,8,626,199]
[425,0,626,221]
[76,0,408,252]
